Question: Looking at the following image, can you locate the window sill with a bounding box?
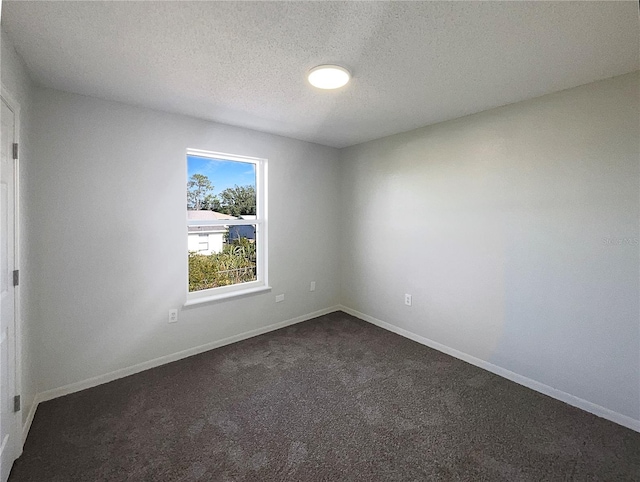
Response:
[184,285,272,307]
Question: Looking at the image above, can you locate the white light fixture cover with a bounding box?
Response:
[307,65,351,90]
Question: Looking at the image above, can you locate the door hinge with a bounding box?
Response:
[12,143,18,160]
[12,270,19,287]
[13,395,20,412]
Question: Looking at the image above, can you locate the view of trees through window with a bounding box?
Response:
[187,155,258,292]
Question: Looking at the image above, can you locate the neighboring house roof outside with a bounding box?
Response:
[188,225,227,233]
[187,210,236,233]
[187,210,237,221]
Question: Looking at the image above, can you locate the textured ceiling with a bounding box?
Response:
[2,1,639,148]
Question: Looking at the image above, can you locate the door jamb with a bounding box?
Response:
[1,84,23,458]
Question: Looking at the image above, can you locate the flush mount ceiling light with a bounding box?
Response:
[307,65,351,90]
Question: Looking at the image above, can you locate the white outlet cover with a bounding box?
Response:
[404,294,412,306]
[310,281,316,292]
[276,294,285,303]
[169,309,178,323]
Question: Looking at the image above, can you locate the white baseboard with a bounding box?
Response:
[21,305,340,443]
[22,396,38,445]
[22,303,638,443]
[338,305,640,434]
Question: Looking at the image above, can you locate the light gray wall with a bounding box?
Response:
[29,87,341,393]
[1,28,37,426]
[339,72,640,421]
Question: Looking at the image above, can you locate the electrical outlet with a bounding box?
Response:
[169,309,178,323]
[404,294,412,306]
[275,294,285,303]
[310,281,316,292]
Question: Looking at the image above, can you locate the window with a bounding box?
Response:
[185,149,268,304]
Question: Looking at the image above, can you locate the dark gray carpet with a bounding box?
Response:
[10,311,640,481]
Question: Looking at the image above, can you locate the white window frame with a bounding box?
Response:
[185,148,269,305]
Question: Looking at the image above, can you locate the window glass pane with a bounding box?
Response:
[187,154,261,295]
[188,225,257,292]
[187,156,256,215]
